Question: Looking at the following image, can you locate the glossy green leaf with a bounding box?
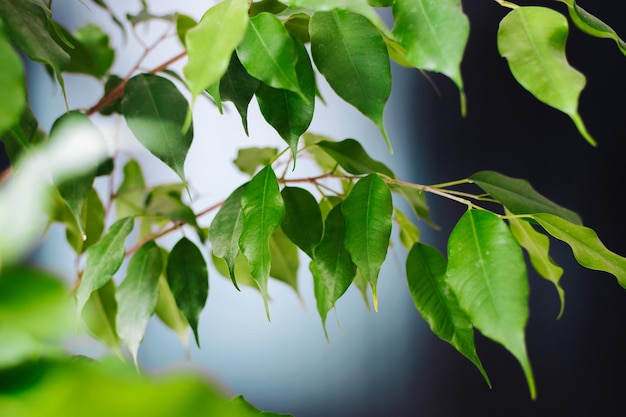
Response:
[234,147,278,176]
[317,139,395,178]
[166,237,209,347]
[445,209,535,398]
[508,214,564,318]
[239,166,285,317]
[283,12,310,43]
[76,217,134,315]
[155,273,190,348]
[0,105,41,165]
[256,36,315,157]
[310,10,392,150]
[406,243,490,385]
[342,174,392,310]
[65,187,105,254]
[237,13,306,100]
[557,0,626,55]
[281,186,323,258]
[388,183,434,226]
[269,227,300,295]
[392,0,468,112]
[115,159,146,219]
[0,19,25,137]
[0,0,69,86]
[81,279,122,356]
[470,170,582,225]
[498,7,594,146]
[144,184,205,243]
[533,213,626,288]
[395,208,420,250]
[311,203,356,336]
[209,184,247,290]
[122,74,193,183]
[220,52,260,135]
[116,240,163,364]
[250,0,288,16]
[183,0,248,99]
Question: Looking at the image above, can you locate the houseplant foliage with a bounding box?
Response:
[1,0,626,414]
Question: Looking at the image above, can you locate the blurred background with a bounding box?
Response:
[3,1,626,416]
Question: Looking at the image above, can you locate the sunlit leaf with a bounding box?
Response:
[310,10,392,150]
[81,279,122,356]
[533,213,626,288]
[470,170,582,225]
[256,36,315,158]
[0,19,25,137]
[342,174,392,310]
[281,187,323,258]
[166,238,208,348]
[237,13,306,100]
[220,52,260,135]
[122,74,193,183]
[445,209,535,398]
[183,0,249,99]
[239,166,285,318]
[234,147,278,176]
[311,203,356,336]
[557,0,626,56]
[76,217,134,315]
[115,159,146,219]
[392,0,469,113]
[317,139,395,178]
[498,6,595,145]
[209,184,247,290]
[406,243,490,385]
[116,240,163,364]
[269,227,300,295]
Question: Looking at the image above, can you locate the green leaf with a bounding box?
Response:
[55,23,114,79]
[237,13,306,101]
[0,104,41,165]
[99,74,124,116]
[144,184,205,242]
[220,52,260,135]
[122,74,193,183]
[283,12,311,43]
[341,174,392,310]
[234,147,278,176]
[116,240,163,364]
[368,0,394,6]
[239,166,285,318]
[302,133,339,173]
[352,270,371,310]
[209,184,247,290]
[176,14,197,46]
[392,0,468,113]
[317,139,395,178]
[166,238,209,348]
[388,183,434,226]
[508,214,564,318]
[445,209,535,398]
[406,243,490,385]
[470,170,582,225]
[395,208,420,250]
[269,227,300,295]
[256,36,315,158]
[557,0,626,56]
[498,6,595,146]
[232,395,295,417]
[115,159,146,219]
[0,19,25,137]
[183,0,249,99]
[65,187,105,254]
[311,203,356,337]
[81,279,122,356]
[310,10,392,150]
[0,0,69,87]
[155,273,190,348]
[76,217,135,315]
[533,213,626,289]
[280,187,323,258]
[212,253,259,291]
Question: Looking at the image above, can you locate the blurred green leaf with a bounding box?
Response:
[234,147,278,176]
[176,14,197,46]
[115,159,146,219]
[144,184,205,243]
[389,182,434,226]
[53,23,114,79]
[81,279,122,356]
[317,139,395,178]
[155,270,190,348]
[269,227,300,296]
[0,104,41,165]
[64,187,105,254]
[395,208,420,249]
[0,19,25,138]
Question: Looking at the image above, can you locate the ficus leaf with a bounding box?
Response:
[144,184,205,242]
[65,187,106,254]
[445,209,535,398]
[237,13,306,101]
[406,243,490,386]
[310,10,392,151]
[256,35,315,159]
[219,52,260,135]
[183,0,249,99]
[116,240,163,364]
[54,23,114,79]
[209,184,247,290]
[234,147,278,177]
[155,274,190,348]
[167,237,209,348]
[394,208,420,250]
[175,14,196,46]
[532,213,626,288]
[115,159,146,220]
[239,165,285,318]
[392,0,469,113]
[0,104,41,165]
[269,227,300,296]
[0,19,25,137]
[388,183,434,227]
[280,186,324,259]
[470,170,582,225]
[122,74,193,184]
[81,279,122,357]
[212,252,259,291]
[507,214,564,318]
[498,6,595,146]
[76,217,134,316]
[342,174,392,311]
[311,203,357,337]
[317,139,395,178]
